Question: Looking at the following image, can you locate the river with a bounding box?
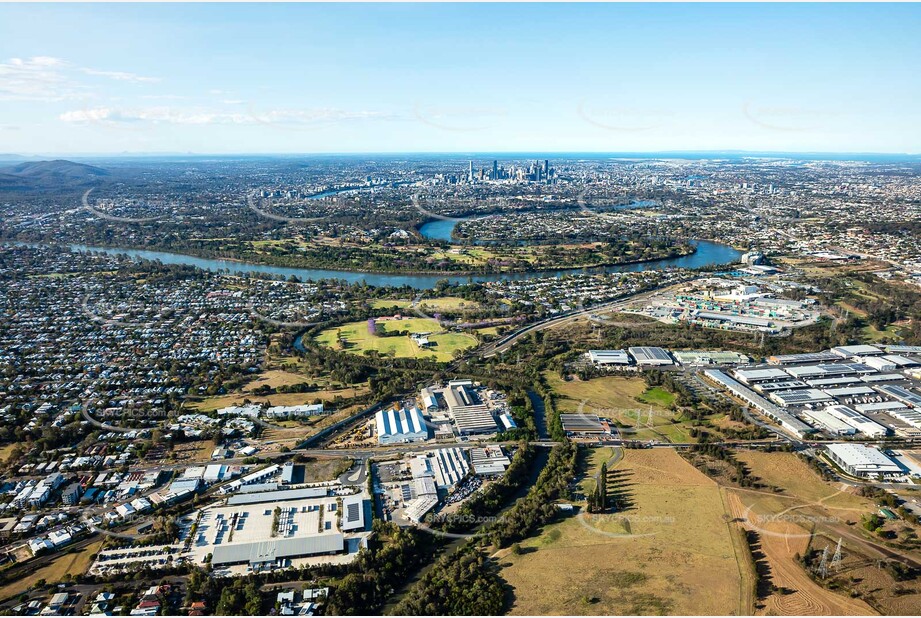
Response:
[417,199,656,242]
[55,239,740,290]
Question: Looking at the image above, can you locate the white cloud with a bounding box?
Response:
[60,106,396,126]
[60,108,121,123]
[0,56,80,101]
[26,56,66,67]
[140,94,188,101]
[250,108,395,124]
[79,68,160,83]
[0,56,159,101]
[60,107,248,125]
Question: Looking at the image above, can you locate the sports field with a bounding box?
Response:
[499,448,746,615]
[316,316,477,362]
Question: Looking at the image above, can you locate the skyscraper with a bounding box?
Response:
[493,160,498,180]
[469,160,474,182]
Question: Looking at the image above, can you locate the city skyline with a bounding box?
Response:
[1,3,920,155]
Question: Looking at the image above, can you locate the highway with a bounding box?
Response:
[477,288,663,358]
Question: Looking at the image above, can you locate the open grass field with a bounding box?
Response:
[544,372,653,413]
[577,446,617,498]
[316,317,477,362]
[301,457,353,482]
[259,406,362,444]
[736,451,873,511]
[240,369,322,391]
[498,448,746,615]
[720,451,916,615]
[861,322,904,342]
[0,541,103,601]
[473,326,501,336]
[188,382,369,413]
[0,444,17,463]
[543,372,695,443]
[369,296,481,312]
[185,366,369,413]
[577,310,660,326]
[806,532,921,615]
[637,386,676,408]
[427,247,497,266]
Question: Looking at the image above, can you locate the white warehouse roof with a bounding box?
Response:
[376,407,427,439]
[826,443,903,476]
[588,350,631,365]
[831,345,883,357]
[733,368,790,384]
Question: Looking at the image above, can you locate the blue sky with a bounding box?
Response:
[0,2,919,155]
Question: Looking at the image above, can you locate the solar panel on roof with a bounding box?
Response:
[346,502,359,521]
[877,384,921,407]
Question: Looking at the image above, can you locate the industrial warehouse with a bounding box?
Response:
[375,445,513,524]
[374,380,512,444]
[824,443,905,478]
[192,488,371,573]
[91,465,372,577]
[587,346,750,368]
[701,344,921,448]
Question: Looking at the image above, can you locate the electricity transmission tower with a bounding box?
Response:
[831,538,843,572]
[818,546,830,579]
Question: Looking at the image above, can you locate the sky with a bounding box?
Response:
[0,2,919,155]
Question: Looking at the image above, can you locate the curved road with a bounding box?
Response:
[478,287,665,358]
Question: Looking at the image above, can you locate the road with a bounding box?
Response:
[477,288,663,358]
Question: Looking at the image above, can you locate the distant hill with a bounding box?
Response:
[0,159,109,191]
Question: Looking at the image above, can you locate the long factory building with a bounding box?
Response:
[703,369,814,438]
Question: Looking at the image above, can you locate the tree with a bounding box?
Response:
[599,462,608,512]
[863,513,883,532]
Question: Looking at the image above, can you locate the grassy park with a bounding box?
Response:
[368,296,481,312]
[316,316,478,362]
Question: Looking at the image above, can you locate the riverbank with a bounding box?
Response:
[5,240,742,290]
[7,238,695,277]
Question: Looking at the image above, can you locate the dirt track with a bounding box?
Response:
[725,490,878,616]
